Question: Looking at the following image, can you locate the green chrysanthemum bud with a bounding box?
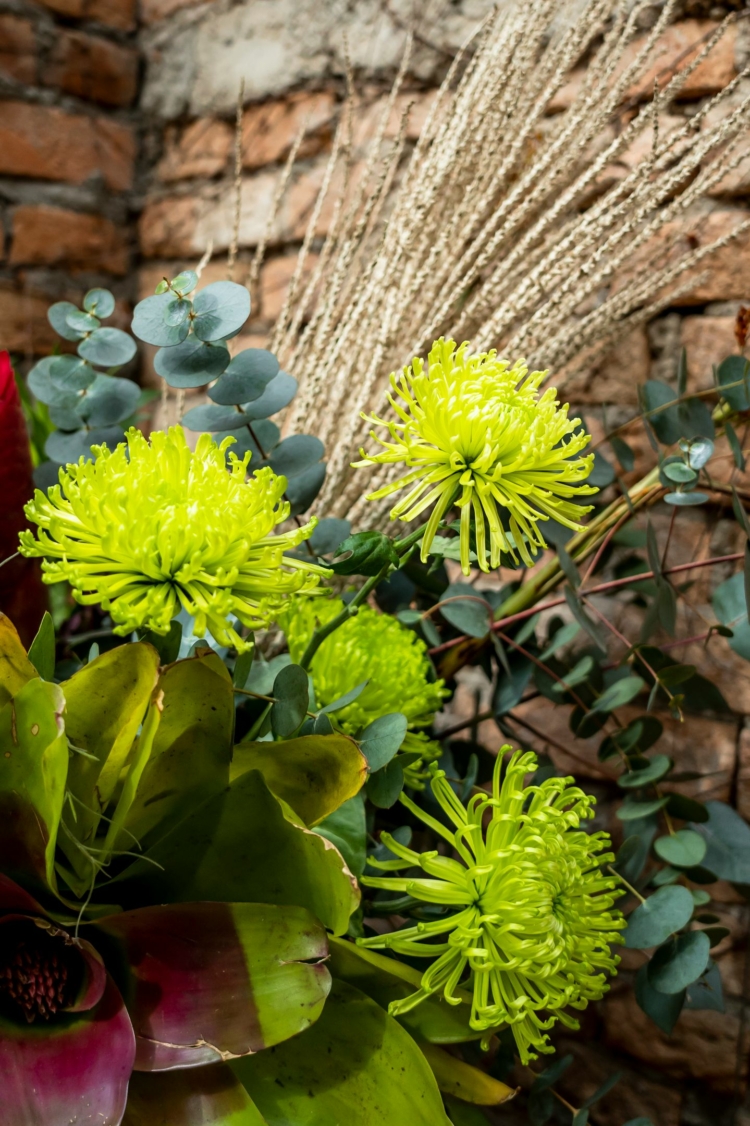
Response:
[353,338,596,575]
[19,427,328,652]
[281,597,448,784]
[358,747,625,1063]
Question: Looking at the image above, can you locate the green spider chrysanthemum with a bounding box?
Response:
[353,338,596,575]
[281,597,448,784]
[19,426,328,652]
[358,747,625,1063]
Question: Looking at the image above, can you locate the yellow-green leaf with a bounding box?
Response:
[231,734,367,825]
[0,678,67,891]
[0,613,38,706]
[417,1040,517,1106]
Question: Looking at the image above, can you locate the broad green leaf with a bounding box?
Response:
[327,937,480,1044]
[617,796,668,821]
[97,901,329,1064]
[242,372,298,421]
[315,795,367,877]
[123,1066,269,1124]
[634,963,684,1034]
[60,643,159,875]
[654,830,706,868]
[114,770,360,935]
[716,355,750,410]
[123,651,234,848]
[192,281,251,342]
[694,800,750,883]
[0,678,67,891]
[232,980,452,1126]
[647,932,710,994]
[624,885,695,949]
[0,615,38,706]
[359,713,408,772]
[27,612,55,681]
[231,733,367,826]
[417,1041,515,1105]
[209,349,280,405]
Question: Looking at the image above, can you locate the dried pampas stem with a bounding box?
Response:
[260,0,750,525]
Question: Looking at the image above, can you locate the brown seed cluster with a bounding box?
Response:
[0,925,74,1023]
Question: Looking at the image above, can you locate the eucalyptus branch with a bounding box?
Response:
[299,523,428,670]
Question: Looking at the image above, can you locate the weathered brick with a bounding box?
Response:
[0,15,37,85]
[603,982,748,1091]
[0,283,60,354]
[548,20,737,113]
[35,0,136,31]
[158,119,234,183]
[561,326,650,405]
[45,31,138,108]
[0,102,135,191]
[242,92,336,171]
[738,721,750,822]
[259,252,320,321]
[9,205,129,273]
[681,314,738,383]
[138,195,203,258]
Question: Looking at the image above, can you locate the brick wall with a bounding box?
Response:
[0,0,139,359]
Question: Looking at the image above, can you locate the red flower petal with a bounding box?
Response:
[0,975,135,1126]
[0,351,47,646]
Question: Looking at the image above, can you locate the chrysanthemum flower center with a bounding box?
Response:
[0,921,78,1024]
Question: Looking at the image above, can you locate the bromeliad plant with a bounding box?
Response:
[7,271,750,1125]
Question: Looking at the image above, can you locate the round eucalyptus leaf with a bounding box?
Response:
[360,713,408,773]
[686,437,714,470]
[192,281,251,342]
[77,375,139,426]
[617,796,669,821]
[209,349,280,405]
[271,664,310,739]
[45,426,123,465]
[48,355,96,392]
[647,932,711,994]
[663,492,710,507]
[243,372,298,420]
[83,288,115,318]
[154,338,230,387]
[48,301,86,341]
[66,309,100,333]
[132,293,191,347]
[182,404,249,432]
[269,435,325,480]
[634,963,684,1035]
[33,460,62,491]
[624,885,695,949]
[155,279,169,295]
[366,759,405,809]
[170,270,198,296]
[618,754,672,789]
[49,401,85,430]
[285,462,327,516]
[654,829,707,869]
[310,518,351,557]
[164,297,191,327]
[662,461,696,484]
[28,358,82,407]
[78,327,137,367]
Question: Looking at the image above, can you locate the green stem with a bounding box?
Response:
[299,523,428,671]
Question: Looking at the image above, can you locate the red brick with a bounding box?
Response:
[35,0,135,31]
[9,205,129,273]
[259,253,320,322]
[138,196,201,258]
[628,19,737,101]
[158,119,234,183]
[242,93,337,171]
[45,31,138,108]
[0,283,61,354]
[0,16,37,85]
[681,314,737,384]
[0,102,134,191]
[561,326,650,405]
